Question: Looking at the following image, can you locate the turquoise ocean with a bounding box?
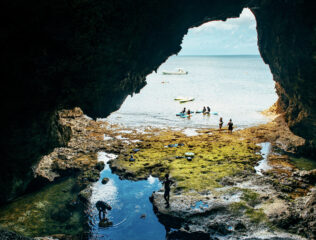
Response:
[105,55,277,129]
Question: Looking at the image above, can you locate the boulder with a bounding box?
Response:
[101,177,109,184]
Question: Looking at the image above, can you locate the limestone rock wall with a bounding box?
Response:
[252,0,316,156]
[0,111,71,204]
[0,0,315,203]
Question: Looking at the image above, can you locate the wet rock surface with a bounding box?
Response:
[0,109,315,239]
[101,177,109,185]
[105,114,314,239]
[1,0,316,206]
[0,229,33,240]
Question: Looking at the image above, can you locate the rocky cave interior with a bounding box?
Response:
[0,0,315,228]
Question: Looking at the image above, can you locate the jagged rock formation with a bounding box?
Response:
[0,228,32,240]
[253,1,316,156]
[0,0,315,203]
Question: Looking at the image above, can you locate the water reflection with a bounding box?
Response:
[89,152,165,240]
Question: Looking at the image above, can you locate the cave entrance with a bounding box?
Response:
[106,8,277,129]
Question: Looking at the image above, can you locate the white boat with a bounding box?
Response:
[162,68,188,75]
[174,96,185,100]
[179,97,194,103]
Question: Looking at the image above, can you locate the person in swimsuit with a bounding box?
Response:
[219,117,223,130]
[228,119,233,133]
[163,173,174,208]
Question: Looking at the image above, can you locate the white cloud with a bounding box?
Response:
[190,8,255,33]
[191,21,236,32]
[249,23,256,29]
[180,8,259,55]
[236,8,255,23]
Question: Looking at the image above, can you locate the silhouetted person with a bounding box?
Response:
[96,201,112,220]
[203,106,206,113]
[207,106,211,113]
[228,119,233,133]
[219,117,223,130]
[181,108,186,114]
[187,109,191,115]
[163,174,174,208]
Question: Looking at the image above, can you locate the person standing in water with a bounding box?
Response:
[219,117,223,131]
[181,107,186,114]
[203,106,206,113]
[163,173,174,208]
[228,119,233,133]
[207,106,211,113]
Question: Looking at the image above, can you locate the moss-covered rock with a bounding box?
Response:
[101,177,109,184]
[111,129,262,193]
[0,177,87,237]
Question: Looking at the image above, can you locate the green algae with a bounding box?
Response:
[115,129,262,193]
[230,202,249,215]
[230,201,267,224]
[245,208,267,224]
[289,156,316,171]
[240,189,261,207]
[0,177,86,237]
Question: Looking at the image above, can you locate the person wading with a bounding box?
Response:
[228,119,233,133]
[219,117,223,131]
[163,173,174,208]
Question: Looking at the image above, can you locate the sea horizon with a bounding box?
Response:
[106,55,277,129]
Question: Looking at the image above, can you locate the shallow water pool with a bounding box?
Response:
[255,142,272,175]
[289,156,316,171]
[0,177,86,237]
[88,152,166,240]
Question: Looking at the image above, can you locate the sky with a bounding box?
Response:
[179,8,260,56]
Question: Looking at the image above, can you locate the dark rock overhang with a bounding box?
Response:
[0,0,315,203]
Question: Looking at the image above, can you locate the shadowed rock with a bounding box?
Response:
[0,0,315,207]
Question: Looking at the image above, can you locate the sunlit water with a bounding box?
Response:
[106,55,277,129]
[88,152,165,240]
[255,142,272,175]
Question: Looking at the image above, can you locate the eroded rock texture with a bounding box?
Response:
[252,0,316,156]
[0,0,315,203]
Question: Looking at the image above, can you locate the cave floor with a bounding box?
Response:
[0,108,315,239]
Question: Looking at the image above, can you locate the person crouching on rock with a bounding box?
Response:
[163,173,174,208]
[96,200,112,220]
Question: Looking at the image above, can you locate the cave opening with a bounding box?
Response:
[105,8,277,130]
[1,2,316,239]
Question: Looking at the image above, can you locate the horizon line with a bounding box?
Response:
[177,54,260,57]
